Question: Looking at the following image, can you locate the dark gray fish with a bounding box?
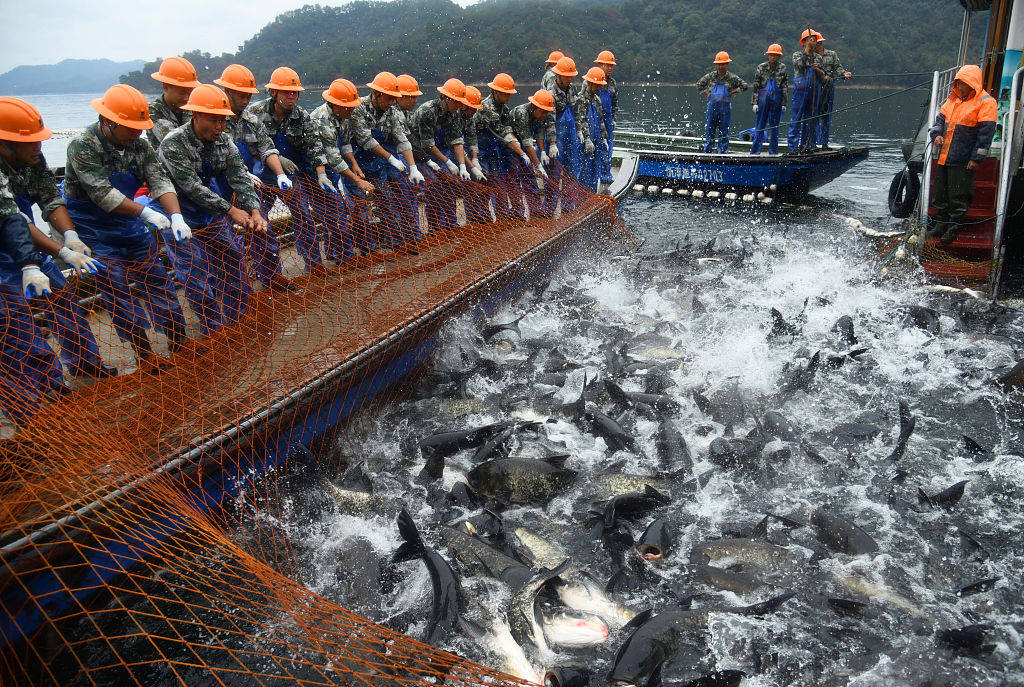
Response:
[919,480,968,508]
[437,524,530,586]
[482,315,524,342]
[887,400,915,462]
[567,386,637,452]
[338,460,374,492]
[393,508,464,645]
[993,359,1024,392]
[762,410,799,441]
[605,379,680,411]
[692,386,745,425]
[472,424,518,462]
[780,351,820,393]
[508,560,572,654]
[769,307,799,338]
[690,538,800,573]
[955,577,1000,597]
[597,485,673,528]
[446,482,481,509]
[810,507,879,555]
[691,564,767,594]
[962,435,990,458]
[637,517,674,562]
[537,372,569,387]
[467,456,577,505]
[678,670,745,687]
[937,624,995,654]
[421,422,514,460]
[832,421,883,442]
[831,315,858,346]
[656,418,693,475]
[902,305,941,334]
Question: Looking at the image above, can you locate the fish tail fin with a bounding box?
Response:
[396,507,425,558]
[742,590,796,616]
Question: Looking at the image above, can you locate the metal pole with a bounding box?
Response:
[988,65,1024,298]
[917,70,942,257]
[958,10,973,66]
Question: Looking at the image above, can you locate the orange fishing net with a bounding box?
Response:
[0,163,622,685]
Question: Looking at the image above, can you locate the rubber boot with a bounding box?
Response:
[131,335,167,374]
[927,221,947,238]
[77,361,119,379]
[940,223,960,245]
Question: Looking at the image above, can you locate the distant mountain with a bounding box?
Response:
[0,58,146,94]
[120,0,982,89]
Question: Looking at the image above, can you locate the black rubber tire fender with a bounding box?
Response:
[888,169,920,219]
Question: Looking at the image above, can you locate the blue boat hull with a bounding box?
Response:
[636,147,869,194]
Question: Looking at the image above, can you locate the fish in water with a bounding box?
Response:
[512,525,570,569]
[655,416,693,474]
[551,572,638,630]
[993,359,1024,392]
[541,607,610,648]
[636,517,674,563]
[762,410,799,441]
[605,379,680,412]
[902,305,941,334]
[420,422,516,460]
[831,315,858,346]
[482,315,525,342]
[436,525,531,585]
[810,508,879,555]
[468,456,578,505]
[690,564,769,594]
[508,559,571,655]
[460,599,544,683]
[831,421,883,443]
[689,538,802,573]
[918,479,968,508]
[605,593,794,686]
[769,307,800,338]
[565,383,637,452]
[887,399,915,461]
[392,508,465,645]
[324,481,402,516]
[831,571,925,617]
[779,350,820,393]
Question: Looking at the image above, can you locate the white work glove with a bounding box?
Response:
[276,174,293,191]
[520,153,531,166]
[538,165,549,180]
[426,159,441,172]
[782,106,787,114]
[170,212,192,242]
[535,174,545,191]
[540,150,550,166]
[444,159,459,174]
[458,163,471,181]
[61,230,91,256]
[279,156,299,174]
[139,205,170,231]
[602,137,610,151]
[753,104,758,113]
[246,171,263,187]
[58,246,104,275]
[584,139,595,155]
[388,155,407,173]
[317,172,338,194]
[578,131,585,144]
[470,165,486,181]
[548,143,558,159]
[21,265,51,299]
[408,164,425,184]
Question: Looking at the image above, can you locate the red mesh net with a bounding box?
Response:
[0,162,623,685]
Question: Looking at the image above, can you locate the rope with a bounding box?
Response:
[850,71,935,78]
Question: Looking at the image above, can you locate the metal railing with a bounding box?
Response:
[988,65,1024,298]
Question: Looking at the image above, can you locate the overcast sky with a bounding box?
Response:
[0,0,478,73]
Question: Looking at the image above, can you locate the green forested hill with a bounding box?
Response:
[121,0,981,90]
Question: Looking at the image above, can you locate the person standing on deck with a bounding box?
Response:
[465,73,530,223]
[246,67,334,275]
[63,84,189,369]
[542,51,565,94]
[408,78,471,237]
[312,78,376,261]
[0,97,116,382]
[550,57,589,209]
[594,50,618,193]
[788,29,821,152]
[454,86,485,221]
[348,72,424,253]
[509,90,557,219]
[696,52,748,154]
[750,44,789,155]
[156,85,267,334]
[213,64,294,292]
[147,56,200,148]
[813,31,851,150]
[578,68,608,193]
[928,64,996,245]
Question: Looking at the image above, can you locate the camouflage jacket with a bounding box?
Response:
[0,170,38,266]
[310,102,352,174]
[510,102,556,150]
[600,75,618,118]
[751,61,790,105]
[577,87,608,139]
[246,97,328,171]
[349,95,412,154]
[817,50,846,81]
[64,122,174,212]
[696,71,749,96]
[792,50,819,78]
[159,123,259,218]
[224,110,279,168]
[0,153,64,220]
[458,111,477,155]
[469,94,517,155]
[408,99,465,152]
[147,95,190,148]
[551,83,590,140]
[541,68,559,94]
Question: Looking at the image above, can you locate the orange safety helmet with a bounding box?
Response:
[583,67,608,85]
[396,74,423,96]
[323,78,361,107]
[528,89,555,112]
[765,43,784,56]
[545,50,564,65]
[91,84,153,130]
[713,51,732,64]
[266,67,305,91]
[814,30,825,42]
[437,78,468,104]
[150,56,201,88]
[553,57,578,77]
[594,50,617,66]
[180,84,235,116]
[214,64,259,94]
[800,29,818,45]
[0,97,52,143]
[463,86,483,110]
[488,72,517,94]
[367,71,402,97]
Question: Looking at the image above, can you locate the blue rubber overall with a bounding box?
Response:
[598,87,614,184]
[321,127,357,262]
[0,213,65,423]
[425,128,460,235]
[555,97,580,212]
[704,82,732,154]
[64,167,186,349]
[12,194,103,375]
[352,129,421,250]
[231,127,285,285]
[751,77,784,155]
[465,127,504,224]
[816,79,835,147]
[788,68,818,150]
[578,96,603,192]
